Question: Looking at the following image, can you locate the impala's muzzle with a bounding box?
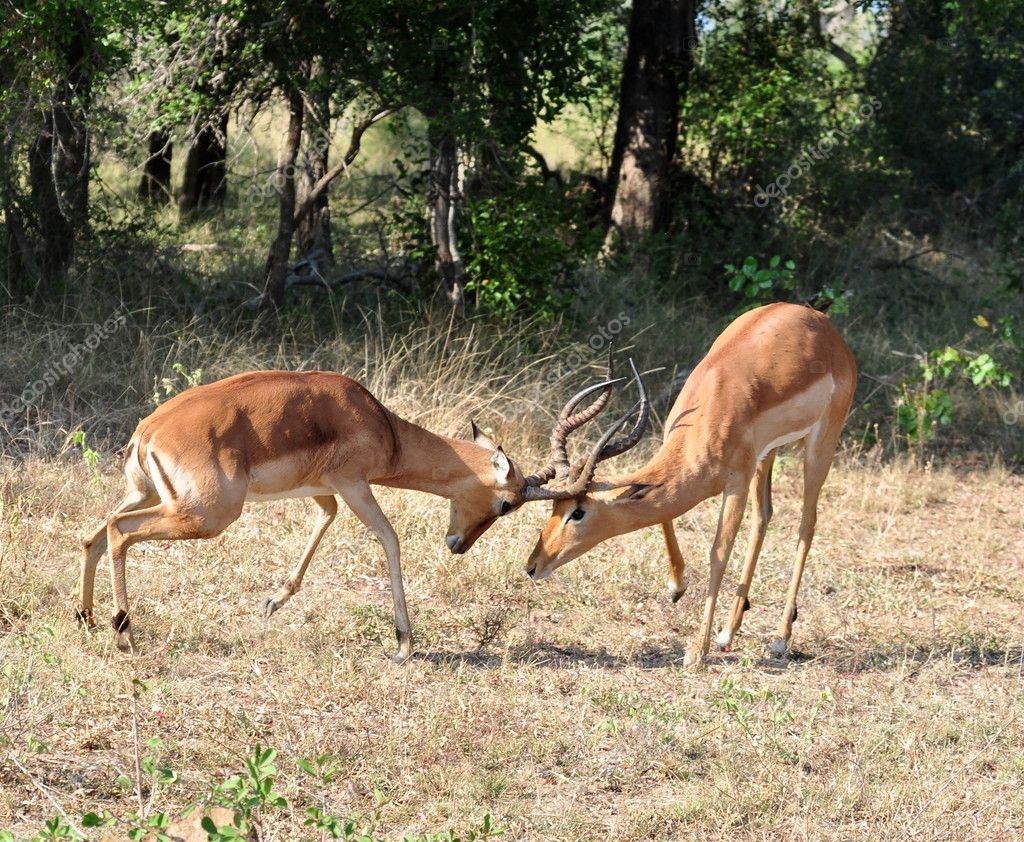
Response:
[446,534,464,554]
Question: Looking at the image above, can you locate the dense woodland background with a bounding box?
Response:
[0,0,1021,463]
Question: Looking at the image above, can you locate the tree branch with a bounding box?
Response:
[292,104,402,227]
[524,144,564,187]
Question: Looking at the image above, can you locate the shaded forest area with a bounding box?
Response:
[1,0,1022,462]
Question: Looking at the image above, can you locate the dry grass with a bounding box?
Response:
[1,253,1023,839]
[2,374,1023,839]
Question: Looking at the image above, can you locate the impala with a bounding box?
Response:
[522,302,857,667]
[78,363,645,662]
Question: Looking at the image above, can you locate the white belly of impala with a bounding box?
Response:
[246,485,334,502]
[752,375,834,460]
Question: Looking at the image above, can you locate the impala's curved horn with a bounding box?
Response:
[568,358,649,480]
[523,348,621,487]
[523,358,650,501]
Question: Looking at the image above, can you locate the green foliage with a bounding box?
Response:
[866,0,1024,206]
[680,1,838,196]
[725,255,797,306]
[151,363,203,406]
[1,742,504,842]
[69,431,100,471]
[465,183,597,318]
[896,340,1014,445]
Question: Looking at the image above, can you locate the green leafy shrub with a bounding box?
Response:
[725,255,797,306]
[464,182,598,319]
[896,343,1014,446]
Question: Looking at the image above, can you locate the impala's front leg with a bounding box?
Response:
[336,481,412,664]
[684,483,748,668]
[661,520,687,602]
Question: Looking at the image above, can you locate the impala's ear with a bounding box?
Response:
[471,419,499,451]
[610,483,659,501]
[491,447,513,486]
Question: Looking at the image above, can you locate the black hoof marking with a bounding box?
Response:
[111,610,130,632]
[791,605,798,622]
[671,590,684,604]
[743,597,751,613]
[76,607,94,626]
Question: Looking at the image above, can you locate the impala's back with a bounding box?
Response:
[127,371,399,506]
[663,302,857,470]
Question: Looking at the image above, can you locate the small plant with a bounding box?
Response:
[204,744,288,840]
[896,343,1014,448]
[69,430,100,472]
[151,363,203,406]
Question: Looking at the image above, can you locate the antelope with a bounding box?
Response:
[522,302,857,667]
[78,363,646,662]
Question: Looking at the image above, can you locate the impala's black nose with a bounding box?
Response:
[527,565,537,579]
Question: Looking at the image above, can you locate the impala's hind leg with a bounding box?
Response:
[263,495,338,618]
[771,429,841,658]
[79,489,157,627]
[662,520,687,602]
[718,449,776,650]
[106,500,241,653]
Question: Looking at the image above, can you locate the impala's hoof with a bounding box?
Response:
[716,628,733,650]
[75,606,95,628]
[668,577,686,603]
[391,630,412,665]
[682,648,704,669]
[770,638,788,659]
[114,622,138,656]
[262,596,281,619]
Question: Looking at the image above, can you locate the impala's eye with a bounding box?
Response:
[500,500,513,515]
[569,507,586,522]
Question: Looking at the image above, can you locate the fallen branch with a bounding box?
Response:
[524,145,565,187]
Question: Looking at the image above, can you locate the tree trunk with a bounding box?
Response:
[138,131,173,204]
[179,113,227,213]
[296,82,333,265]
[260,88,305,313]
[428,126,466,306]
[604,0,695,252]
[25,11,91,283]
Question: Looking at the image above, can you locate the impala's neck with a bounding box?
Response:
[375,413,493,498]
[599,443,723,532]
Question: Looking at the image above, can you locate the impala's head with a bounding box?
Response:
[526,482,658,579]
[519,359,652,579]
[445,356,649,557]
[444,424,527,555]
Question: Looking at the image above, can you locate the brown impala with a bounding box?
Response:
[79,361,648,662]
[522,303,857,667]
